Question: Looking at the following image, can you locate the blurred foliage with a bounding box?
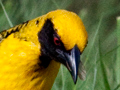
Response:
[0,0,120,90]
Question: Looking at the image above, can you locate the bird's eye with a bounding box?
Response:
[54,37,61,46]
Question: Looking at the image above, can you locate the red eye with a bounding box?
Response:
[54,37,61,46]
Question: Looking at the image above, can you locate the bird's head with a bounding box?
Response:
[38,10,88,84]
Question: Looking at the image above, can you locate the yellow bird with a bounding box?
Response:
[0,10,88,90]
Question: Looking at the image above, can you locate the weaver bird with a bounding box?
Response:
[0,10,88,90]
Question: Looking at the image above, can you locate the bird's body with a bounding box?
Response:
[0,10,88,90]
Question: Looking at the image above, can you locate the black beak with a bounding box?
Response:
[57,45,80,84]
[65,45,80,84]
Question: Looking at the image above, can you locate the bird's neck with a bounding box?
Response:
[34,60,60,90]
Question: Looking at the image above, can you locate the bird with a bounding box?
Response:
[0,9,88,90]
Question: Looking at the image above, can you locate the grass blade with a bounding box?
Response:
[114,84,120,90]
[51,0,60,9]
[84,16,103,65]
[116,16,120,85]
[92,51,98,90]
[0,0,13,27]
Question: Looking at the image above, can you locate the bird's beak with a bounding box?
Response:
[57,45,80,84]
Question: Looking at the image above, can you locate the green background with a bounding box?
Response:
[0,0,120,90]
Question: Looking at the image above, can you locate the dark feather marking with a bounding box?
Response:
[4,27,19,38]
[25,20,29,26]
[38,19,66,68]
[34,68,40,72]
[22,20,29,26]
[39,55,51,68]
[38,19,54,68]
[0,20,29,40]
[0,23,24,39]
[35,20,39,25]
[31,74,39,81]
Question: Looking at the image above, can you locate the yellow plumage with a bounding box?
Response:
[0,10,88,90]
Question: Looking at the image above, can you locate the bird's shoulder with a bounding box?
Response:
[0,15,45,43]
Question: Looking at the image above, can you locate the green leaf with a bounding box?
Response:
[116,16,120,89]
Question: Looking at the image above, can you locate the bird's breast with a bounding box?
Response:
[0,34,60,90]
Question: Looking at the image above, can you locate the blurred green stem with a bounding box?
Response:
[84,16,103,66]
[116,16,120,84]
[61,65,65,90]
[92,51,98,90]
[0,0,13,27]
[51,0,60,9]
